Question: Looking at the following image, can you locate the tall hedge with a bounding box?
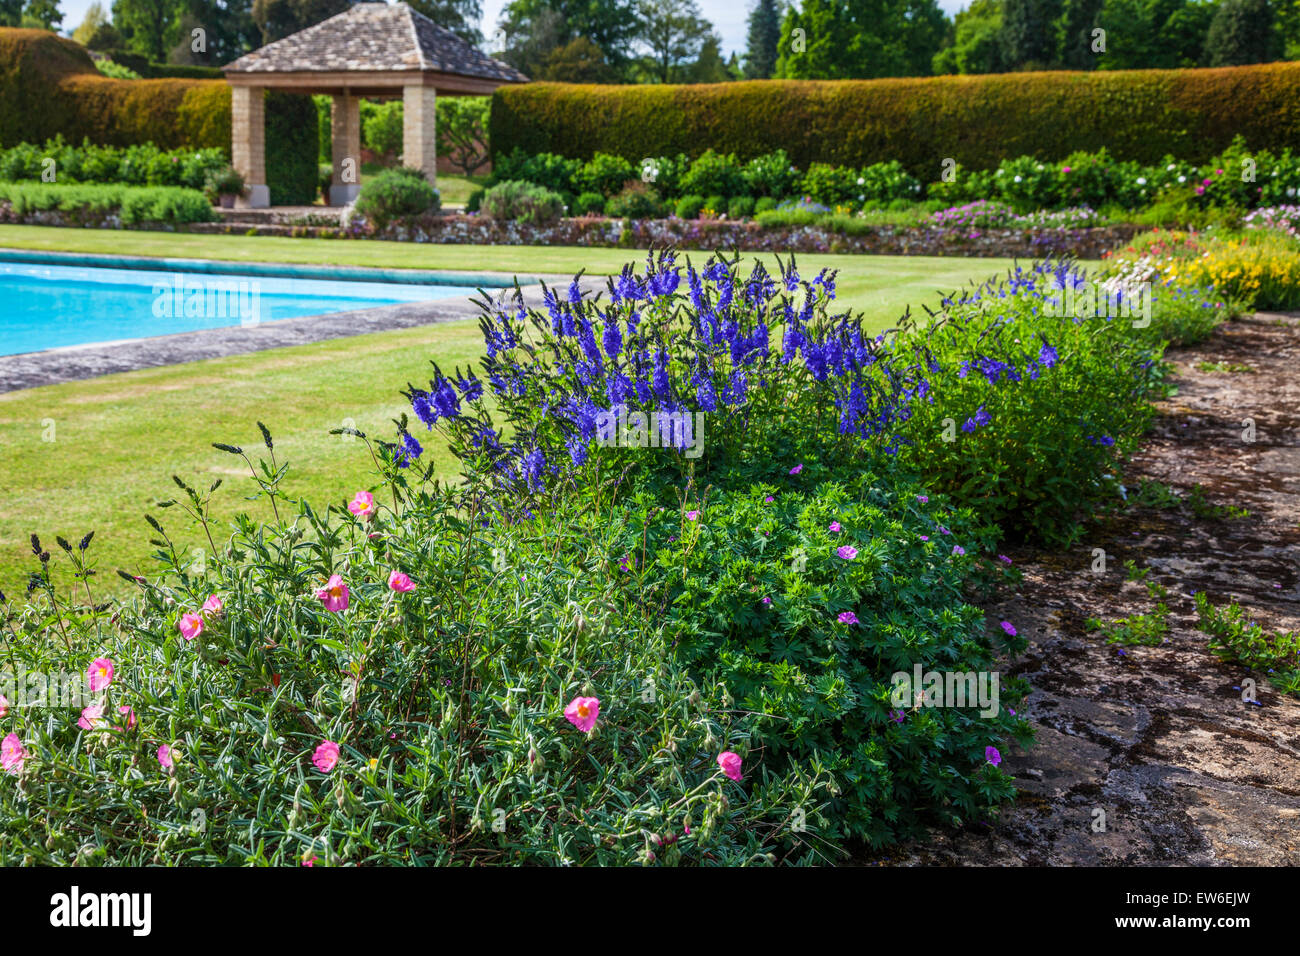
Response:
[491,65,1300,176]
[0,28,317,205]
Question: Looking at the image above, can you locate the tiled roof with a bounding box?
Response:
[224,2,527,83]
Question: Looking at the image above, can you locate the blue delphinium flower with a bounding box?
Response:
[395,432,422,468]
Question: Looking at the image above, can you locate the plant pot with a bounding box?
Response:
[220,194,236,209]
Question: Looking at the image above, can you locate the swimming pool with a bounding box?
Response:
[0,258,484,357]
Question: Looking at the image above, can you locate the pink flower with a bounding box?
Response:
[919,535,930,541]
[201,594,224,618]
[87,658,115,692]
[0,695,8,718]
[388,571,415,592]
[347,490,376,520]
[2,733,28,775]
[836,545,858,560]
[828,521,841,532]
[761,596,772,605]
[985,746,1002,767]
[178,611,205,641]
[764,495,774,503]
[916,495,929,503]
[952,545,966,556]
[1000,621,1017,636]
[998,554,1012,564]
[837,611,859,625]
[789,463,803,475]
[685,510,700,521]
[564,696,600,733]
[1062,166,1071,174]
[313,740,341,773]
[316,575,349,613]
[157,744,174,773]
[77,704,106,731]
[717,751,743,781]
[117,705,136,731]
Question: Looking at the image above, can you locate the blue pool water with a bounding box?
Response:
[0,260,482,357]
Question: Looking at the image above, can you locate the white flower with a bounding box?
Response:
[1014,175,1022,183]
[1177,175,1186,183]
[1136,177,1147,185]
[1167,164,1175,171]
[856,177,864,185]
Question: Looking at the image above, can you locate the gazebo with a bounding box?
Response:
[222,2,527,207]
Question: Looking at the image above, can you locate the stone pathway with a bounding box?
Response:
[889,310,1300,866]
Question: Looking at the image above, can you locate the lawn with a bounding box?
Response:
[0,224,1064,598]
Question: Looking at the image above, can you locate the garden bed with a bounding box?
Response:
[884,310,1300,866]
[193,212,1138,259]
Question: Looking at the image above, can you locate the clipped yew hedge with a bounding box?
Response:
[0,28,317,205]
[491,64,1300,177]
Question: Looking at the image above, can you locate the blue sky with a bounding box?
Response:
[57,0,971,61]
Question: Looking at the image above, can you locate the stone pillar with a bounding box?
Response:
[330,93,361,206]
[403,84,437,187]
[230,86,269,208]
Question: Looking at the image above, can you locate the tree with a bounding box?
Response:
[436,96,492,173]
[542,36,620,80]
[174,0,258,65]
[636,0,713,82]
[1052,0,1102,68]
[743,0,780,78]
[73,0,110,42]
[0,0,24,26]
[1001,0,1062,67]
[776,0,947,78]
[25,0,62,28]
[688,31,737,81]
[932,0,1006,73]
[496,0,640,72]
[495,4,567,75]
[1204,0,1283,64]
[251,0,349,45]
[408,0,483,45]
[113,0,182,60]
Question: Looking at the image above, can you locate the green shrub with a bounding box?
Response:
[0,461,827,865]
[490,66,1300,176]
[742,149,800,199]
[264,91,319,206]
[354,166,440,228]
[702,194,726,217]
[680,149,746,199]
[491,148,581,195]
[0,137,227,189]
[727,195,755,220]
[465,186,486,212]
[802,162,860,207]
[0,181,215,223]
[653,474,1031,845]
[576,151,636,197]
[361,100,404,159]
[605,181,666,219]
[480,179,565,223]
[675,194,705,219]
[754,196,778,214]
[573,190,605,215]
[202,165,244,201]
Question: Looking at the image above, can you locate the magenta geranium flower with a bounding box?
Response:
[316,575,349,612]
[789,464,803,475]
[388,571,415,592]
[828,521,841,532]
[313,740,341,773]
[564,696,600,733]
[916,495,929,503]
[985,746,1002,767]
[837,611,858,625]
[952,545,966,556]
[998,554,1012,564]
[836,545,858,560]
[157,744,174,773]
[178,611,205,641]
[717,751,743,781]
[87,658,115,692]
[347,490,376,520]
[685,510,700,521]
[2,733,28,775]
[1000,621,1017,636]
